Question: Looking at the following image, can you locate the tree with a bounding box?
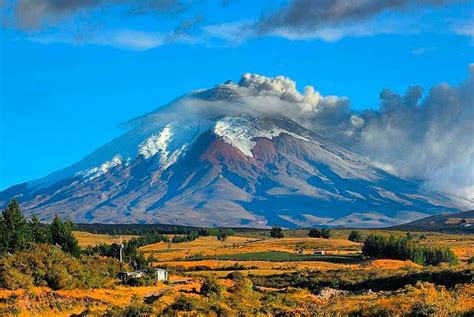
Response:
[29,215,51,244]
[348,230,363,242]
[217,229,228,245]
[321,228,331,239]
[0,199,31,253]
[362,234,457,265]
[270,225,284,238]
[308,228,321,238]
[50,214,80,258]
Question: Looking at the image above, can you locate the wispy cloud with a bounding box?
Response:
[412,46,438,55]
[204,13,421,44]
[31,29,193,50]
[452,19,474,36]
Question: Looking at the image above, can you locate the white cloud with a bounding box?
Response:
[412,46,438,55]
[29,28,201,50]
[452,19,474,37]
[105,30,165,50]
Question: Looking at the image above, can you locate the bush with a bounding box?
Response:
[270,226,284,238]
[201,276,224,298]
[348,230,363,242]
[166,296,198,313]
[0,244,119,290]
[409,302,438,317]
[321,228,331,239]
[308,228,321,238]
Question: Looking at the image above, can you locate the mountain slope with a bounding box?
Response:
[0,75,468,228]
[390,210,474,232]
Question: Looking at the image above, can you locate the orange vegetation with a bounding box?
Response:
[367,259,422,269]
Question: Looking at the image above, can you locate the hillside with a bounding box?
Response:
[390,210,474,232]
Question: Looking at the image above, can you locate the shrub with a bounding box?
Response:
[0,244,119,290]
[409,302,439,317]
[308,228,321,238]
[201,276,224,298]
[270,226,284,238]
[166,296,198,312]
[348,230,363,242]
[321,228,331,239]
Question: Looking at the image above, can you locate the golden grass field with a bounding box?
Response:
[0,229,472,316]
[72,231,137,247]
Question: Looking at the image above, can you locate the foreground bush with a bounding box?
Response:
[0,244,120,290]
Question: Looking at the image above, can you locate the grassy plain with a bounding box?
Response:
[1,229,472,315]
[73,231,137,247]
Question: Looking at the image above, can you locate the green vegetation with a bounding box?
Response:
[172,231,198,243]
[50,214,81,258]
[308,228,331,239]
[0,244,119,290]
[0,199,31,253]
[308,228,321,238]
[216,228,234,244]
[321,228,331,239]
[348,230,363,242]
[270,225,284,238]
[0,199,80,258]
[201,276,225,298]
[186,251,361,263]
[363,234,458,265]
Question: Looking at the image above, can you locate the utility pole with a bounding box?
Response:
[119,238,124,272]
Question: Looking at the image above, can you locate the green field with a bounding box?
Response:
[185,251,362,263]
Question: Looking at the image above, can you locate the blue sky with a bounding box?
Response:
[0,0,473,190]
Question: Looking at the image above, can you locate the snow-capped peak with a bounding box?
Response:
[214,116,309,157]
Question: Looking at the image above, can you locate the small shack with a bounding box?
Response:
[117,268,169,284]
[117,270,147,283]
[154,268,169,282]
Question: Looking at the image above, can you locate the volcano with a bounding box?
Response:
[0,74,466,228]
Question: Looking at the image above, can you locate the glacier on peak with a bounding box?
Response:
[214,116,310,157]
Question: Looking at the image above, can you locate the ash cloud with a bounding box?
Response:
[349,65,474,200]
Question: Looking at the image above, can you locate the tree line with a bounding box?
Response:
[0,199,80,257]
[362,233,457,265]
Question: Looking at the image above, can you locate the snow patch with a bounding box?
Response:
[214,116,309,157]
[81,155,123,180]
[138,124,173,159]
